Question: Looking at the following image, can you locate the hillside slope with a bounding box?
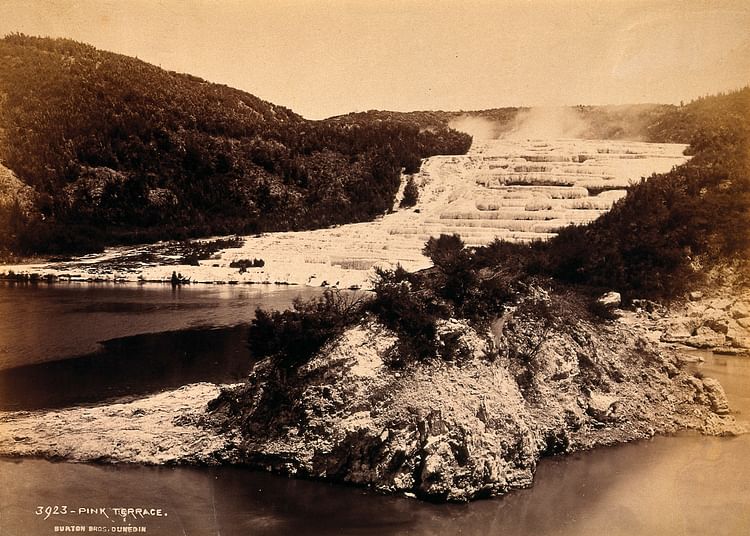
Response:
[0,34,471,257]
[539,87,750,298]
[332,103,674,142]
[206,88,749,501]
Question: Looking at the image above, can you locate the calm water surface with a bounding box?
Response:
[0,281,318,369]
[0,282,320,409]
[0,284,748,535]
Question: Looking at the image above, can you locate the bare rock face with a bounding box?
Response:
[686,326,727,349]
[597,292,622,309]
[211,298,740,502]
[730,302,750,320]
[653,270,750,353]
[662,317,702,342]
[586,392,620,422]
[701,377,731,415]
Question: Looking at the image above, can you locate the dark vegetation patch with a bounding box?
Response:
[368,266,444,368]
[246,87,750,371]
[14,236,246,273]
[247,290,370,371]
[539,88,750,300]
[230,258,266,271]
[180,236,244,266]
[0,34,471,258]
[399,177,419,208]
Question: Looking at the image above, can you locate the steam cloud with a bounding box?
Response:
[505,107,588,140]
[449,107,591,141]
[447,116,499,140]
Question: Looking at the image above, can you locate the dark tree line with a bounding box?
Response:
[243,87,749,374]
[0,34,471,256]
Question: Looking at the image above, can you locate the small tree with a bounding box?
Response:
[399,177,419,208]
[368,266,443,366]
[422,233,466,271]
[247,289,368,371]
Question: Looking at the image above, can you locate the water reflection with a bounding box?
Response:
[0,325,251,410]
[0,282,317,369]
[0,282,321,410]
[0,283,749,535]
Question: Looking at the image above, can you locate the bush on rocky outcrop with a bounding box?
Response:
[211,284,741,502]
[248,290,369,370]
[422,234,477,306]
[368,267,444,366]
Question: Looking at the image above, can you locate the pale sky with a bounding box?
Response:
[1,0,748,119]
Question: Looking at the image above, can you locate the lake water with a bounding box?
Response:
[0,281,321,410]
[0,283,748,535]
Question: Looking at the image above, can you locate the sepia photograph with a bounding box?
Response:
[0,0,748,534]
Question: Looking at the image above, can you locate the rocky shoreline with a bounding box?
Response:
[0,383,241,465]
[620,266,750,357]
[1,282,746,502]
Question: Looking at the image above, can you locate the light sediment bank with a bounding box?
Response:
[0,138,688,290]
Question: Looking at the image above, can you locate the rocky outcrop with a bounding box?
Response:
[209,296,741,502]
[597,291,621,309]
[636,267,750,355]
[0,281,744,502]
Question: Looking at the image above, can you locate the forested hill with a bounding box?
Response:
[458,87,750,302]
[331,104,677,142]
[0,34,471,256]
[540,87,750,297]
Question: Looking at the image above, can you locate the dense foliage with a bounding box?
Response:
[368,266,443,366]
[539,88,750,299]
[399,177,419,208]
[247,290,368,370]
[247,88,749,371]
[0,34,471,256]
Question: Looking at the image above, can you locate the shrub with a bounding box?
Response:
[421,234,518,318]
[180,237,244,266]
[248,290,368,370]
[422,233,466,271]
[230,258,265,271]
[368,266,444,366]
[399,177,419,208]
